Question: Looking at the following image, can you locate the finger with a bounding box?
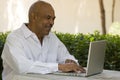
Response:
[79,67,86,73]
[73,66,83,73]
[76,65,85,73]
[73,68,79,73]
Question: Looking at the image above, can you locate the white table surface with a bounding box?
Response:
[13,70,120,80]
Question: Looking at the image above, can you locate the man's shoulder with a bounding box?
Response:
[8,23,29,38]
[49,32,58,38]
[48,32,62,44]
[7,27,23,40]
[49,32,56,36]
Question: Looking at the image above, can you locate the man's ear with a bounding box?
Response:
[31,12,36,22]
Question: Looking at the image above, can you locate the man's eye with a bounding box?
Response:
[47,16,51,19]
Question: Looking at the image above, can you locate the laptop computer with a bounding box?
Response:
[52,40,107,77]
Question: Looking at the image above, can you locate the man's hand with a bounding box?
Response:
[58,63,86,73]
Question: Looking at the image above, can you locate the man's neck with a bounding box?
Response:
[38,34,44,45]
[27,23,44,45]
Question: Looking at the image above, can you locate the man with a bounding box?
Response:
[1,1,85,80]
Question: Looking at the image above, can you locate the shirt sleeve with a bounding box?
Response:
[56,36,78,64]
[2,35,58,74]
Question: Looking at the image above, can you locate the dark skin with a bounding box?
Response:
[27,1,86,73]
[27,1,55,44]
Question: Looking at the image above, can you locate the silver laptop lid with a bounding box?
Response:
[86,40,106,76]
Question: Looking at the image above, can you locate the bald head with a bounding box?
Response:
[28,0,54,23]
[27,0,55,38]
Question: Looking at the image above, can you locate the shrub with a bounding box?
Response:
[55,31,120,71]
[0,32,9,80]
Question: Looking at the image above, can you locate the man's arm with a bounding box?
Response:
[56,37,85,73]
[2,36,58,74]
[53,32,86,73]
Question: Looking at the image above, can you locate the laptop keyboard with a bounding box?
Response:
[53,72,85,77]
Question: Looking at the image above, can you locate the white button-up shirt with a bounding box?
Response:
[1,24,77,80]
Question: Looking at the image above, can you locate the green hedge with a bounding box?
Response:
[0,32,9,80]
[55,31,120,71]
[0,31,120,79]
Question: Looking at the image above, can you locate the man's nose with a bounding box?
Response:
[49,19,54,25]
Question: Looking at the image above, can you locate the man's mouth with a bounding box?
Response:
[45,26,51,32]
[46,25,52,29]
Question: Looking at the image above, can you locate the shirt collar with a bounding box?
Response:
[21,23,34,38]
[21,23,51,39]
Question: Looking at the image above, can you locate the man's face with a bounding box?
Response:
[34,5,55,36]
